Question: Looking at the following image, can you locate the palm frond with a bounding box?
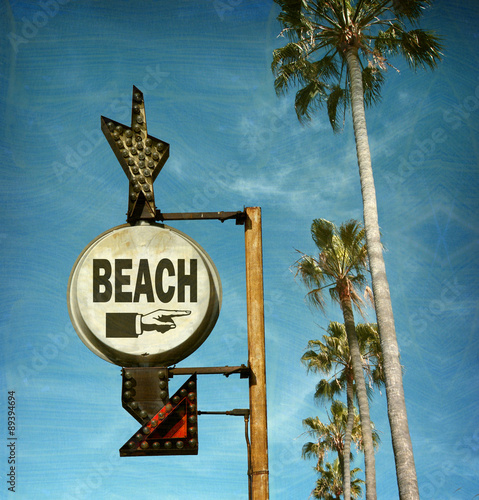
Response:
[315,377,344,401]
[302,347,333,372]
[362,65,385,106]
[399,28,443,69]
[311,218,335,250]
[294,79,328,122]
[391,0,433,22]
[327,84,348,132]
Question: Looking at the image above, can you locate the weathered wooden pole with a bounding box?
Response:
[244,206,269,500]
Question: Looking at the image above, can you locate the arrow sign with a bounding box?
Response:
[120,374,198,456]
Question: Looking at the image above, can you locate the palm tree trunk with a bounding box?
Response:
[343,375,355,500]
[341,295,376,500]
[345,46,419,499]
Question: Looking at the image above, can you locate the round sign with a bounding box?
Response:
[67,222,221,367]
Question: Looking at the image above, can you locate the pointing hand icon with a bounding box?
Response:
[141,308,191,334]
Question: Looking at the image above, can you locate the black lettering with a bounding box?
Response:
[115,259,132,302]
[134,259,154,302]
[93,259,112,302]
[155,259,175,303]
[178,259,197,302]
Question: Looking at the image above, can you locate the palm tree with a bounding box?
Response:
[295,218,377,498]
[302,400,378,498]
[313,458,363,500]
[302,321,384,499]
[302,400,355,471]
[272,2,442,498]
[303,322,357,500]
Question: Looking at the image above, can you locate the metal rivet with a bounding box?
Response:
[133,104,140,114]
[138,176,146,184]
[107,121,114,131]
[128,158,135,166]
[136,116,144,124]
[142,426,150,435]
[126,138,132,147]
[134,124,141,133]
[172,395,180,405]
[152,152,159,161]
[124,370,133,379]
[159,390,167,399]
[150,419,158,428]
[143,184,151,192]
[159,380,167,389]
[130,402,138,410]
[176,441,184,449]
[134,92,142,103]
[140,410,148,419]
[148,160,154,169]
[136,433,143,440]
[126,129,133,137]
[123,391,133,400]
[152,442,160,449]
[140,441,149,449]
[115,125,123,133]
[130,148,137,156]
[139,152,145,160]
[145,147,151,156]
[188,439,197,447]
[145,193,153,201]
[158,412,165,420]
[165,404,173,413]
[122,150,129,158]
[187,392,196,401]
[188,381,195,389]
[128,441,136,449]
[188,426,197,435]
[164,441,172,449]
[158,370,167,379]
[188,415,197,423]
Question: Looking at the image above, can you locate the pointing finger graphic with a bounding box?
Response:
[141,308,191,333]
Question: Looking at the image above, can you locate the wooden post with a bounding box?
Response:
[244,207,269,500]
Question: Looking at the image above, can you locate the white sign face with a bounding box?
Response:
[68,223,221,367]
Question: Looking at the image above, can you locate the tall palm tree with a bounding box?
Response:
[295,218,377,498]
[272,2,442,498]
[302,321,384,499]
[313,458,363,500]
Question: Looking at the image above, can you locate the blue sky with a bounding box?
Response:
[1,0,478,498]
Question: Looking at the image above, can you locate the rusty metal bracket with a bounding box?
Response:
[198,409,250,417]
[168,364,250,379]
[156,210,246,225]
